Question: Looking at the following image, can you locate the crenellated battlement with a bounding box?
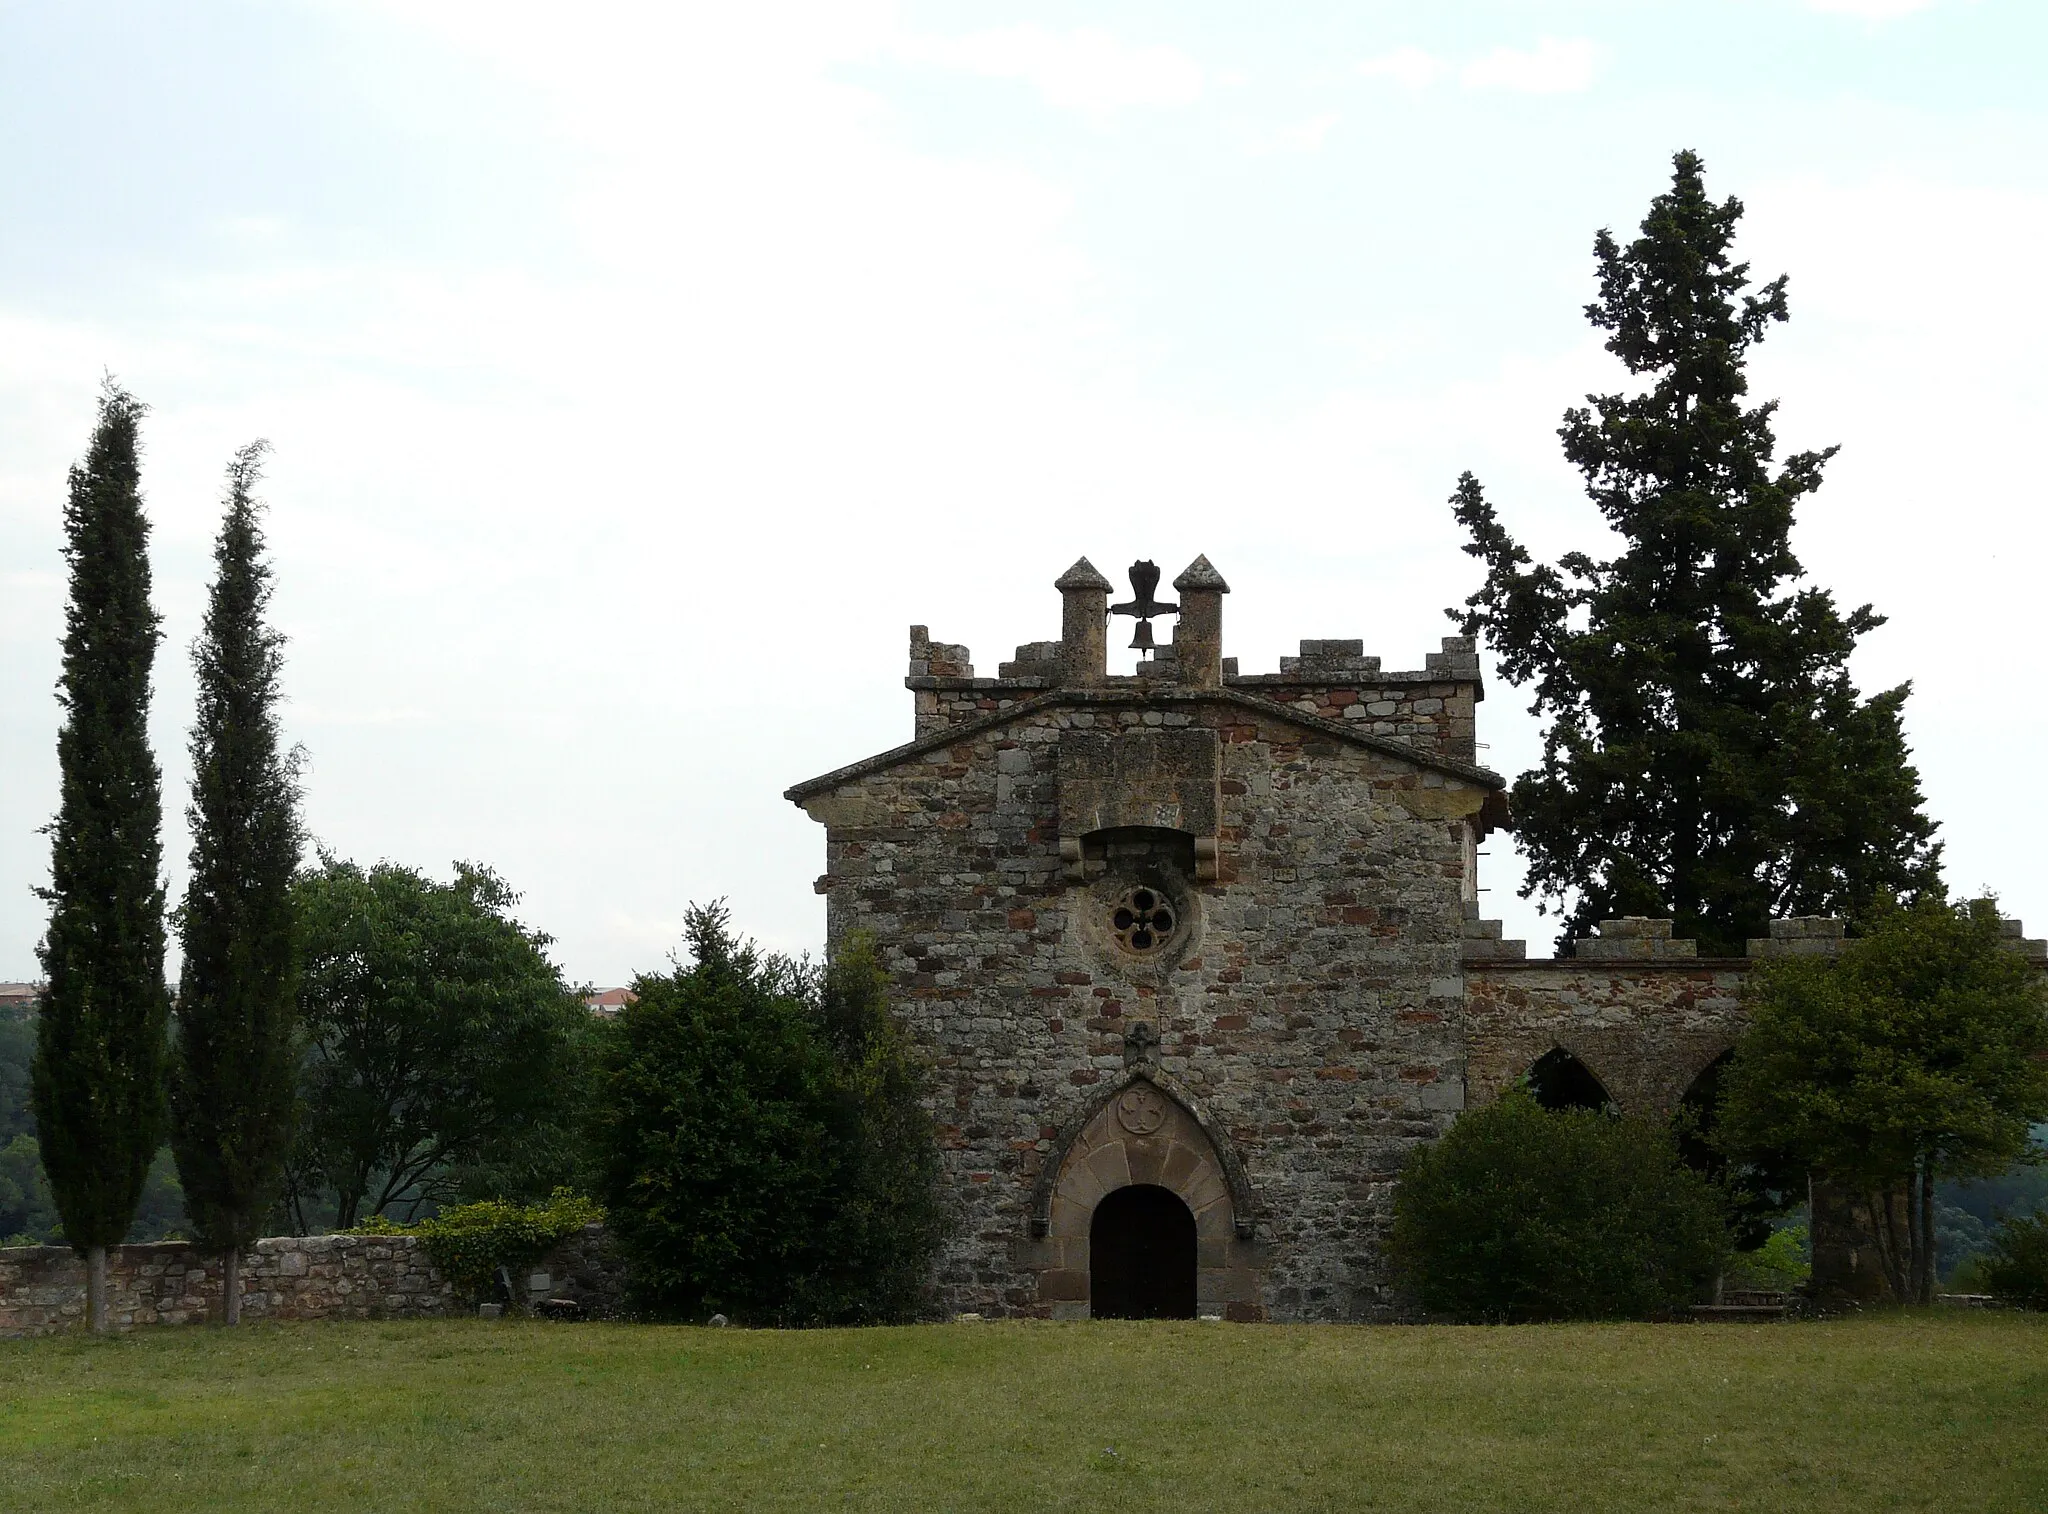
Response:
[1461,908,2048,965]
[903,557,1484,761]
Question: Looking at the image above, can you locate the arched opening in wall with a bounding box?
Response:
[1676,1052,1732,1173]
[1090,1184,1197,1320]
[1679,1051,1802,1251]
[1526,1047,1613,1113]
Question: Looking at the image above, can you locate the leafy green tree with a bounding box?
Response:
[0,1134,61,1246]
[596,907,944,1324]
[1936,1127,2048,1281]
[287,858,583,1229]
[33,381,172,1330]
[169,441,304,1321]
[1975,1209,2048,1309]
[1390,1089,1729,1322]
[1450,151,1939,953]
[438,1000,610,1210]
[0,1002,34,1144]
[1715,898,2048,1304]
[0,1009,59,1244]
[814,933,948,1321]
[1724,1223,1810,1293]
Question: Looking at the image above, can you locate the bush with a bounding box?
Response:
[1977,1210,2048,1309]
[1725,1223,1810,1292]
[594,907,944,1325]
[350,1187,602,1303]
[1390,1089,1730,1321]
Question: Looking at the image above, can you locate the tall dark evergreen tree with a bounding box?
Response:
[1451,151,1941,954]
[170,442,302,1324]
[32,381,171,1331]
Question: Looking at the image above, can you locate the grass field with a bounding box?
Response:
[3,1312,2043,1512]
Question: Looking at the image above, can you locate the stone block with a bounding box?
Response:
[1746,936,1843,958]
[1769,916,1846,940]
[1597,917,1672,939]
[1037,1268,1089,1302]
[1575,935,1696,960]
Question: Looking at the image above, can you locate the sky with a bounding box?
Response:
[3,0,2045,987]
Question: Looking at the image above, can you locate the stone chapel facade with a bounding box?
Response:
[785,557,2039,1322]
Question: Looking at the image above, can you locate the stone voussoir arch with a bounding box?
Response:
[1029,1067,1257,1241]
[1023,1068,1267,1321]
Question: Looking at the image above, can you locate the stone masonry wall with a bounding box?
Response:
[905,631,1482,765]
[1464,959,1750,1117]
[1228,636,1483,765]
[0,1224,623,1339]
[1464,911,2048,1119]
[804,694,1490,1323]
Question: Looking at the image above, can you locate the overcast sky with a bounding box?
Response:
[3,0,2044,986]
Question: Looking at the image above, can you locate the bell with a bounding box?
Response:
[1129,619,1156,653]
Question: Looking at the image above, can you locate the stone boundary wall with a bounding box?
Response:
[0,1224,622,1339]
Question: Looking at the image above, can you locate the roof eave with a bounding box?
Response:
[783,688,1504,804]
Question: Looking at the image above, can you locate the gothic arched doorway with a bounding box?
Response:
[1090,1184,1196,1319]
[1029,1073,1265,1320]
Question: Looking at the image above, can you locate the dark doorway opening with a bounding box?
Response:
[1090,1184,1197,1319]
[1527,1047,1614,1113]
[1680,1050,1801,1250]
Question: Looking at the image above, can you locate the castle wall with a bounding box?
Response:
[806,697,1490,1322]
[1462,960,1750,1117]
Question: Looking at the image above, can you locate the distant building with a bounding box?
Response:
[585,987,636,1016]
[0,983,41,1015]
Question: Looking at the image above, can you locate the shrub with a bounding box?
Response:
[1725,1224,1810,1292]
[1977,1210,2048,1310]
[1390,1089,1730,1321]
[349,1187,602,1303]
[594,907,944,1325]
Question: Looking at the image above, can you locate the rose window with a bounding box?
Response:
[1111,887,1178,954]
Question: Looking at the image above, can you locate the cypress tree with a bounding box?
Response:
[1451,151,1941,953]
[32,381,171,1331]
[170,442,303,1323]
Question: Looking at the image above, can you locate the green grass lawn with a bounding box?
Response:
[2,1313,2043,1512]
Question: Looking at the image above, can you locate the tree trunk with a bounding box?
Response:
[86,1244,108,1333]
[222,1247,242,1326]
[1917,1165,1938,1306]
[1865,1188,1911,1304]
[1903,1174,1919,1304]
